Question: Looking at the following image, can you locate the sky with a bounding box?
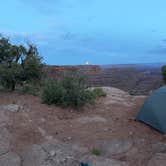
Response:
[0,0,166,65]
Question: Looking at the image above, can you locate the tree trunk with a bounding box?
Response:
[11,80,15,91]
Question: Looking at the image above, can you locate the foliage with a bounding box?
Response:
[42,74,96,108]
[91,148,102,156]
[161,65,166,84]
[42,80,66,105]
[22,45,43,82]
[0,35,43,90]
[92,87,107,98]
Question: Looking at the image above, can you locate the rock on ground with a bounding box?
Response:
[2,104,20,112]
[77,116,107,124]
[98,139,133,156]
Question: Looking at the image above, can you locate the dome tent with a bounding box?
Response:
[136,86,166,133]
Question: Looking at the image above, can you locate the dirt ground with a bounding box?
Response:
[0,87,165,166]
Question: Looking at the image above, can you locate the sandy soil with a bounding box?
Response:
[0,87,165,166]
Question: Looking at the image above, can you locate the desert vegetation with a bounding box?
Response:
[0,36,43,91]
[91,148,102,156]
[0,36,106,108]
[161,65,166,84]
[42,74,106,108]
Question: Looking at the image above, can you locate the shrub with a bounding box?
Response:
[91,148,102,156]
[161,65,166,84]
[92,88,107,98]
[42,75,95,108]
[42,80,66,105]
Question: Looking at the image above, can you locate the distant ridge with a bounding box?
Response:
[47,63,166,69]
[101,63,166,69]
[45,63,164,95]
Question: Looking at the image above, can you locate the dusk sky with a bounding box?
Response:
[1,0,166,65]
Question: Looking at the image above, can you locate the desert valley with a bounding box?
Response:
[0,64,165,166]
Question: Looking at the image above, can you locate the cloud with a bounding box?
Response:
[61,32,78,40]
[162,39,166,42]
[148,39,166,55]
[19,0,56,13]
[19,0,95,15]
[148,47,166,55]
[0,30,49,47]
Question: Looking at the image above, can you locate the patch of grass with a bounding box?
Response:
[91,148,102,156]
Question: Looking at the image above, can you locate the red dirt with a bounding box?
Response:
[0,89,165,166]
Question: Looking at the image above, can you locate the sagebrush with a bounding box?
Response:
[42,74,105,108]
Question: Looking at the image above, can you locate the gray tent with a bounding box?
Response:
[136,86,166,133]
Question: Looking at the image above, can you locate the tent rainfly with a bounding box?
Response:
[136,86,166,133]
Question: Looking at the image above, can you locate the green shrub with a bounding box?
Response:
[41,80,65,105]
[42,75,95,108]
[92,88,107,98]
[91,148,102,156]
[162,65,166,84]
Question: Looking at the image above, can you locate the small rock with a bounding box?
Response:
[41,118,46,123]
[67,137,72,140]
[104,128,109,132]
[38,127,46,137]
[3,104,20,112]
[50,150,56,156]
[129,131,133,135]
[46,135,54,140]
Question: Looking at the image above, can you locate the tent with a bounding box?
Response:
[136,86,166,133]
